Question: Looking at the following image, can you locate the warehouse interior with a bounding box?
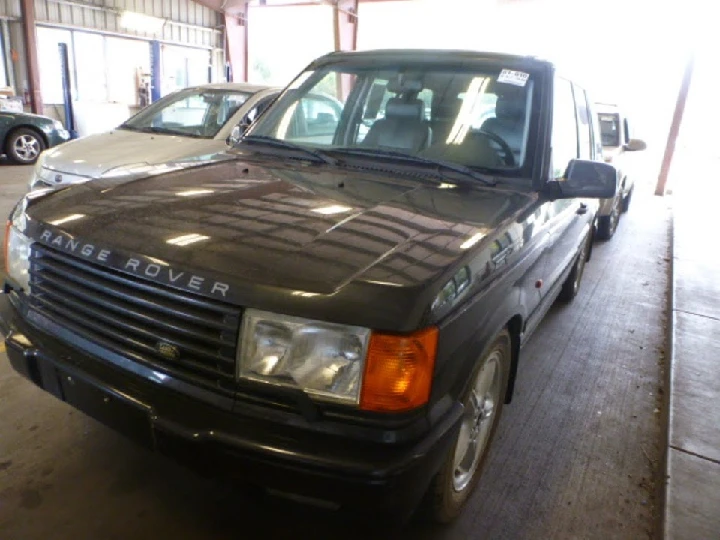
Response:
[0,0,718,538]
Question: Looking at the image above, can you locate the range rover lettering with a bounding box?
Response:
[1,50,616,523]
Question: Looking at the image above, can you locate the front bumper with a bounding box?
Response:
[0,294,461,516]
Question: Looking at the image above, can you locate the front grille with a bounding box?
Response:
[29,244,241,388]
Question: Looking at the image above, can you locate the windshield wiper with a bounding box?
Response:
[331,147,496,186]
[241,135,339,166]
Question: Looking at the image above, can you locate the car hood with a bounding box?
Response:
[3,111,52,122]
[25,158,535,330]
[42,129,225,178]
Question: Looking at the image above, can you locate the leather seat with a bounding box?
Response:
[363,78,432,152]
[481,92,526,163]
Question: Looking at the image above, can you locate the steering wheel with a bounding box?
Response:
[472,130,516,167]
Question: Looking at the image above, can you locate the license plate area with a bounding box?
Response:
[58,368,155,449]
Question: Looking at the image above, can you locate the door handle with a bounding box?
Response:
[576,203,588,215]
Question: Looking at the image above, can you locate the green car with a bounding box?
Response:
[1,111,71,164]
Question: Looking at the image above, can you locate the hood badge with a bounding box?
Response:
[156,341,180,361]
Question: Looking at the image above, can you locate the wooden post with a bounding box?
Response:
[655,54,695,196]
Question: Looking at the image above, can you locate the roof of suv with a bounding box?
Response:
[311,49,554,69]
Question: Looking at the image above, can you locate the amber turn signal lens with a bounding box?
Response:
[359,326,438,412]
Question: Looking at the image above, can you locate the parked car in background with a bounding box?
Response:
[2,50,617,524]
[594,103,646,239]
[28,83,279,190]
[1,111,70,164]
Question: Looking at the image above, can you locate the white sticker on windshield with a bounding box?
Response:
[498,69,529,87]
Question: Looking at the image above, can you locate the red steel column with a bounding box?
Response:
[224,4,249,82]
[20,0,42,114]
[655,54,695,196]
[334,0,358,52]
[334,0,358,99]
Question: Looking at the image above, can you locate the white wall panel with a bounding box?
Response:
[0,0,22,19]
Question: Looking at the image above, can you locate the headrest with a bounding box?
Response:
[385,98,424,120]
[495,93,526,121]
[387,76,423,95]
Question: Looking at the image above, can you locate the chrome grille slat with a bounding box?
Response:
[33,272,233,349]
[29,244,240,385]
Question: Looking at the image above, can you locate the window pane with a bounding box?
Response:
[274,71,343,144]
[573,85,592,160]
[599,113,620,146]
[106,37,150,106]
[251,63,535,171]
[552,77,579,178]
[37,27,73,105]
[74,32,107,102]
[122,89,251,138]
[0,29,7,88]
[161,45,210,96]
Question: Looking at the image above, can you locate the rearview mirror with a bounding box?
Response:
[624,138,647,152]
[227,124,244,146]
[550,159,618,199]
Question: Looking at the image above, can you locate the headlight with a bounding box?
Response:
[53,120,64,131]
[32,165,55,187]
[239,309,370,405]
[239,309,439,411]
[5,218,32,292]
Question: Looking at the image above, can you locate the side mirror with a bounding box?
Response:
[226,124,245,146]
[624,138,647,152]
[551,159,618,199]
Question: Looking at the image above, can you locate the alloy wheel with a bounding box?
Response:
[452,351,503,492]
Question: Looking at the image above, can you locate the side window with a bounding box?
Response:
[585,98,604,159]
[275,71,342,143]
[301,96,340,137]
[242,94,277,126]
[551,77,579,179]
[573,84,593,160]
[417,89,433,121]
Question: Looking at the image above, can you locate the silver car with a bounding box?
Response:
[595,103,647,240]
[29,83,279,190]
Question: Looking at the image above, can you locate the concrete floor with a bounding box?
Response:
[0,163,671,540]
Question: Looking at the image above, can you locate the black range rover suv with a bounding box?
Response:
[1,50,616,523]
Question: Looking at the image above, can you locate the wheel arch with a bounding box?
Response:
[7,124,49,148]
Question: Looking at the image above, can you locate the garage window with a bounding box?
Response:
[37,27,74,105]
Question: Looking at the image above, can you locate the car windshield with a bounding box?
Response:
[120,88,252,138]
[246,59,537,172]
[598,112,621,147]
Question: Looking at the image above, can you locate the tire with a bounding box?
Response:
[558,232,591,303]
[621,185,633,213]
[5,128,45,164]
[427,329,511,523]
[596,197,621,241]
